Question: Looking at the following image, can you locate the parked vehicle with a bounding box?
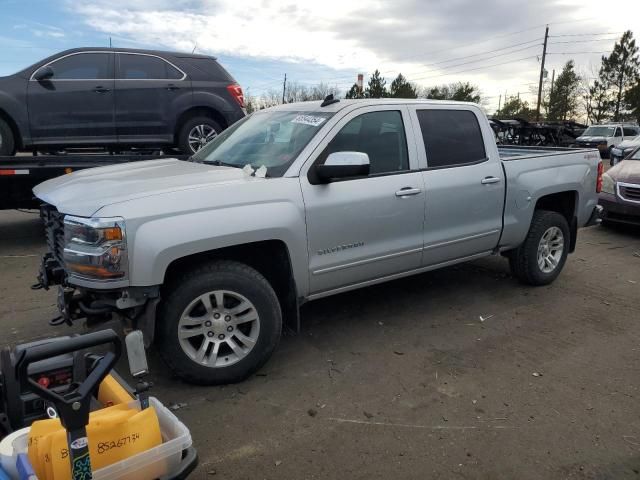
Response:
[609,134,640,165]
[599,146,640,225]
[32,98,603,385]
[0,47,245,156]
[575,123,639,158]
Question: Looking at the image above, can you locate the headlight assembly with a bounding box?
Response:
[63,216,128,281]
[600,173,615,195]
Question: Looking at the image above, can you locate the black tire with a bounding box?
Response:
[509,210,570,286]
[157,260,282,385]
[177,116,222,154]
[0,117,16,156]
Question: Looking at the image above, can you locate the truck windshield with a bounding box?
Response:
[191,110,334,177]
[583,126,615,136]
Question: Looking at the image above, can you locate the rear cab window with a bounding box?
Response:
[416,109,486,169]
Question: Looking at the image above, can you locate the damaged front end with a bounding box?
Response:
[33,204,159,345]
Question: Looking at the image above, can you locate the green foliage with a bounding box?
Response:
[365,69,388,98]
[625,81,640,123]
[389,73,418,98]
[345,83,365,99]
[547,60,580,121]
[600,30,640,120]
[423,82,481,103]
[496,97,535,120]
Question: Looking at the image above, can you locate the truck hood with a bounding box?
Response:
[576,136,606,143]
[607,159,640,183]
[33,158,257,217]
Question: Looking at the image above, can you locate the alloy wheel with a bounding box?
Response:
[177,290,260,368]
[187,124,217,152]
[537,226,564,273]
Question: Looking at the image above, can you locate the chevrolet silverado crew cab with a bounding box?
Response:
[33,98,603,385]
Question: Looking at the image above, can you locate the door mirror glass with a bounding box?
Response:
[315,152,370,183]
[33,66,54,81]
[125,330,149,378]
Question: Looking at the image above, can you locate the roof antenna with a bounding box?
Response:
[320,94,339,107]
[192,42,198,54]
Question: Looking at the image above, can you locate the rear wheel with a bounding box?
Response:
[0,117,15,156]
[177,116,222,154]
[509,210,570,286]
[157,260,282,385]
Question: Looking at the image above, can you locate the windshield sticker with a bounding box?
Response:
[291,115,327,127]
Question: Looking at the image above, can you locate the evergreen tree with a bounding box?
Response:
[625,80,640,123]
[365,70,388,98]
[423,82,481,103]
[345,83,364,99]
[547,60,580,121]
[389,73,418,98]
[601,30,640,120]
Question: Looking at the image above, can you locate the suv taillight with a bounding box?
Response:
[596,161,604,193]
[227,84,245,108]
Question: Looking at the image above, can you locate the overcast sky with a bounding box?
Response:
[1,0,639,112]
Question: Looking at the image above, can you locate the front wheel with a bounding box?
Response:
[157,260,282,385]
[509,210,570,286]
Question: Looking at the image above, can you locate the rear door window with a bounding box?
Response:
[117,54,183,80]
[41,53,111,80]
[623,127,638,136]
[416,109,486,168]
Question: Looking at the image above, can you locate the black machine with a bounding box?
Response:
[0,330,197,479]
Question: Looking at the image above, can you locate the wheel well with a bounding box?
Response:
[0,108,23,151]
[534,191,578,252]
[163,240,299,333]
[174,107,228,142]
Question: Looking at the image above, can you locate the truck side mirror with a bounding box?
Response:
[33,66,54,82]
[315,152,370,183]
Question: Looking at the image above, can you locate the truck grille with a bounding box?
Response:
[40,204,65,266]
[618,183,640,203]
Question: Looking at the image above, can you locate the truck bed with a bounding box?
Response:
[498,145,596,161]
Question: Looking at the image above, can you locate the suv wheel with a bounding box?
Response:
[0,118,16,156]
[509,210,570,286]
[157,260,282,385]
[177,116,222,154]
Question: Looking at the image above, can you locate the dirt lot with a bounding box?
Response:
[1,209,639,479]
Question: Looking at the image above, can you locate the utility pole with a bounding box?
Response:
[536,25,549,121]
[282,73,287,104]
[109,37,112,48]
[498,94,502,114]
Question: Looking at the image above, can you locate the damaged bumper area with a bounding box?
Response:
[33,203,161,345]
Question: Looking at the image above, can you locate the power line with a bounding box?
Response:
[549,31,624,38]
[546,51,612,55]
[548,38,619,45]
[409,55,539,82]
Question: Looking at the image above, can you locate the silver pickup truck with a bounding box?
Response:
[33,99,603,385]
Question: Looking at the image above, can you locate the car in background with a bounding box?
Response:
[610,134,640,165]
[599,146,640,226]
[0,47,246,156]
[575,123,639,159]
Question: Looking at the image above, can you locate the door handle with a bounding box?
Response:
[395,187,422,197]
[481,176,501,185]
[93,86,110,93]
[166,84,180,91]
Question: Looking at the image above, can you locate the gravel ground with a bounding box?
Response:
[1,209,639,479]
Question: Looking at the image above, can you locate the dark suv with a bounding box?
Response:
[0,47,246,155]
